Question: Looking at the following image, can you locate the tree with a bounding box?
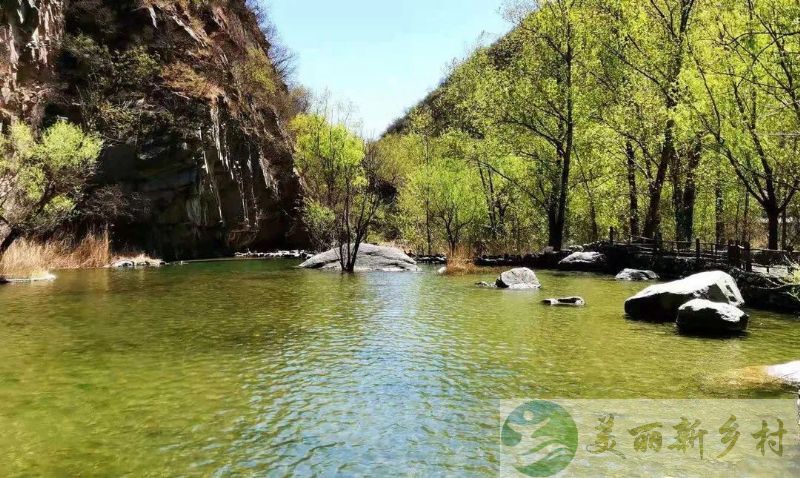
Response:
[291,109,384,273]
[497,0,585,250]
[0,121,102,252]
[692,0,800,249]
[398,148,485,255]
[594,0,700,241]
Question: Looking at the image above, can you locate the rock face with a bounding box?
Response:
[299,244,419,272]
[676,299,749,335]
[496,268,541,289]
[542,297,585,307]
[558,251,607,271]
[730,269,800,314]
[1,1,303,260]
[625,271,744,322]
[616,269,660,281]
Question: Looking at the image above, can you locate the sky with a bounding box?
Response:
[266,0,510,137]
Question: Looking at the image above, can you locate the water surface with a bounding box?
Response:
[0,261,797,475]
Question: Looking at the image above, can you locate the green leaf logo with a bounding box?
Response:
[501,401,578,477]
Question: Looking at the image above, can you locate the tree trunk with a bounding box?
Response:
[0,227,21,254]
[626,141,640,237]
[767,209,780,251]
[715,182,725,245]
[643,117,675,239]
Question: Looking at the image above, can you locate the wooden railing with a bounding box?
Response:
[608,226,799,274]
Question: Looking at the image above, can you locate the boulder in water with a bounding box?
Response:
[624,270,744,322]
[542,297,586,307]
[616,269,659,281]
[299,244,419,272]
[495,268,541,289]
[558,251,607,271]
[676,299,749,335]
[764,361,800,387]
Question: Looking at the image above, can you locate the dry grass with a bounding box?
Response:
[0,230,156,280]
[442,247,480,276]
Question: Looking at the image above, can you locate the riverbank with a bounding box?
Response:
[0,232,161,282]
[471,243,800,314]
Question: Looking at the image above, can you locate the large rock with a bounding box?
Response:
[624,271,744,322]
[558,251,607,271]
[676,299,749,335]
[496,268,541,289]
[299,244,419,272]
[616,269,659,281]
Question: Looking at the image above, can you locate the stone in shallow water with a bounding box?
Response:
[495,268,541,289]
[299,244,419,272]
[765,361,800,387]
[624,270,744,322]
[542,297,586,307]
[616,269,659,281]
[676,299,749,335]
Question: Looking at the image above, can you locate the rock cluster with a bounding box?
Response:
[624,270,749,336]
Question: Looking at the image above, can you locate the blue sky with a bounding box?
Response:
[266,0,510,137]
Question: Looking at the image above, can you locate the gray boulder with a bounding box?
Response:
[558,251,607,271]
[676,299,749,335]
[765,361,800,387]
[496,268,541,289]
[624,270,744,322]
[616,269,660,281]
[542,297,585,307]
[299,244,419,272]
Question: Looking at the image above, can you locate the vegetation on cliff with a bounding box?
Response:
[1,0,305,260]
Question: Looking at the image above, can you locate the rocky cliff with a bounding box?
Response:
[0,0,303,259]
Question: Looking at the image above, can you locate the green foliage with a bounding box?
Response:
[291,112,383,268]
[0,121,102,238]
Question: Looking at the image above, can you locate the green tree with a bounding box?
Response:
[291,112,384,272]
[0,121,102,252]
[692,0,800,250]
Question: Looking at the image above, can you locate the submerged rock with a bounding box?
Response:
[624,270,744,322]
[496,268,541,289]
[616,269,660,281]
[558,251,607,271]
[299,244,419,272]
[676,299,749,335]
[542,297,586,307]
[2,273,57,283]
[476,281,495,288]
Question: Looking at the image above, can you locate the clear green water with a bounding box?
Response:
[0,261,797,476]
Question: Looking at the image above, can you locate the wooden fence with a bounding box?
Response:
[608,227,799,275]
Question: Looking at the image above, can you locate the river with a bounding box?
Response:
[0,260,797,475]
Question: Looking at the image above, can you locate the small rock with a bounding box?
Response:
[677,299,749,335]
[437,266,447,275]
[542,297,586,307]
[616,269,659,281]
[476,281,495,288]
[110,260,135,269]
[496,268,541,289]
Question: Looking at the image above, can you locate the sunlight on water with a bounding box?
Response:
[0,261,797,475]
